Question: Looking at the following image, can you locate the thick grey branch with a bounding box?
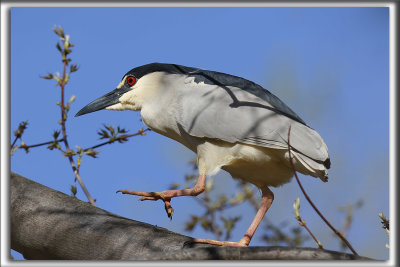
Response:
[10,172,371,260]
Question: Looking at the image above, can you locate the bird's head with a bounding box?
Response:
[75,63,171,117]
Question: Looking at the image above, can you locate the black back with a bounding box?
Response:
[125,63,306,125]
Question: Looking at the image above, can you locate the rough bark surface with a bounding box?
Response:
[10,171,371,260]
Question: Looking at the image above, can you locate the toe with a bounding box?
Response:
[139,196,158,201]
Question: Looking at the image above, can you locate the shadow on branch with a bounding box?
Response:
[10,172,371,260]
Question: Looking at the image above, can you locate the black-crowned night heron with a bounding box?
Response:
[75,63,330,247]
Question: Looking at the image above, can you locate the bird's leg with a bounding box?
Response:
[117,174,206,219]
[193,186,274,247]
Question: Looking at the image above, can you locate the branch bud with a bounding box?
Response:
[293,197,301,220]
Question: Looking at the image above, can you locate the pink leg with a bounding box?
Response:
[117,174,206,218]
[193,186,274,247]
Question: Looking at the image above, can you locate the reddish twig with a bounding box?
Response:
[287,125,358,256]
[295,216,323,249]
[302,223,321,247]
[59,59,96,207]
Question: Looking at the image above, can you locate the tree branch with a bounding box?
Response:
[10,171,371,260]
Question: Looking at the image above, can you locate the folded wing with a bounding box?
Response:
[176,75,330,169]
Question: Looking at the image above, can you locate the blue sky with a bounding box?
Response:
[10,7,389,260]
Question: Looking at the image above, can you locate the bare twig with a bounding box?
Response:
[287,125,358,255]
[19,138,65,150]
[59,58,96,206]
[11,136,19,150]
[84,128,150,152]
[293,198,323,249]
[10,121,28,151]
[302,223,322,248]
[378,213,390,249]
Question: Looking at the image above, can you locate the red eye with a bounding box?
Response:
[126,75,137,86]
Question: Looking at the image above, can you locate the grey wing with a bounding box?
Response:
[176,80,329,165]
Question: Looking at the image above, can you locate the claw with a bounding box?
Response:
[117,189,174,219]
[164,200,174,219]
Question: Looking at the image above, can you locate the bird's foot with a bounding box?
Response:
[116,189,174,219]
[191,238,249,247]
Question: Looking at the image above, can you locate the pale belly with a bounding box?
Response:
[222,157,294,188]
[196,140,295,188]
[141,109,309,188]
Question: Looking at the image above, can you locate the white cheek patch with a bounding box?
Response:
[106,102,137,111]
[107,72,165,112]
[105,89,141,111]
[118,89,137,104]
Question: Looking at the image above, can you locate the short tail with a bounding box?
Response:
[290,150,330,182]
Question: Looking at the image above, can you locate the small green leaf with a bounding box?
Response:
[56,42,62,53]
[53,25,61,36]
[54,25,65,39]
[63,73,69,85]
[70,64,79,73]
[64,149,77,157]
[117,126,126,133]
[53,131,60,139]
[65,95,76,112]
[40,73,54,80]
[117,137,128,143]
[97,129,109,139]
[47,143,56,150]
[85,149,99,158]
[10,145,18,156]
[108,125,115,135]
[76,145,83,154]
[14,121,28,138]
[77,155,82,168]
[53,72,61,84]
[379,213,390,230]
[63,34,70,49]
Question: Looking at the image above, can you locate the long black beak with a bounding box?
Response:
[75,87,130,117]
